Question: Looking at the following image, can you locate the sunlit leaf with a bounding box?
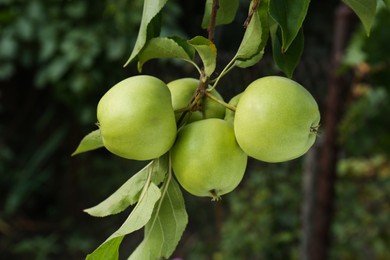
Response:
[86,183,161,260]
[84,155,168,217]
[85,237,123,260]
[150,153,170,186]
[124,0,167,66]
[269,0,310,52]
[188,36,217,76]
[129,177,188,260]
[201,0,239,29]
[85,162,147,217]
[137,37,196,72]
[71,129,103,156]
[342,0,377,36]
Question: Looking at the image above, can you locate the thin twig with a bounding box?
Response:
[181,0,220,125]
[208,0,220,42]
[243,0,260,28]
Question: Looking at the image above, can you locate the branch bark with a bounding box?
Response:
[178,0,220,126]
[208,0,219,42]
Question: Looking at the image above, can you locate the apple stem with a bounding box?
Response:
[205,91,237,111]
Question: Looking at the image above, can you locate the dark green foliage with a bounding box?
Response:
[220,163,302,259]
[331,7,390,258]
[0,0,181,259]
[340,7,390,156]
[332,156,390,259]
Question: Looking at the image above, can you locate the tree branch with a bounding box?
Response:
[243,0,260,28]
[208,0,219,42]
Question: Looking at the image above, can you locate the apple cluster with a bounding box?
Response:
[97,75,320,200]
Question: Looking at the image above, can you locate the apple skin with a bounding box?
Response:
[167,78,225,123]
[224,93,242,125]
[171,118,247,200]
[234,76,320,163]
[97,75,177,160]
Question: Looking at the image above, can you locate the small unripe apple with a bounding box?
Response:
[234,76,320,162]
[97,75,177,160]
[171,119,247,200]
[167,78,225,123]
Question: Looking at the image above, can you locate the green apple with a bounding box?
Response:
[97,75,177,160]
[171,118,247,200]
[167,78,225,123]
[224,93,242,125]
[234,76,320,162]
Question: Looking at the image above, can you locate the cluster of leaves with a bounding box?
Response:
[73,0,313,258]
[71,0,389,259]
[81,155,187,259]
[127,0,310,79]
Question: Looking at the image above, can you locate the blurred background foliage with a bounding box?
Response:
[0,0,389,259]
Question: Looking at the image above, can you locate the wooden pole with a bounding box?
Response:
[303,4,354,260]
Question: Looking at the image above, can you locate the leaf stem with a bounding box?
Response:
[138,160,155,199]
[142,154,173,241]
[209,57,236,91]
[189,61,202,75]
[210,0,262,91]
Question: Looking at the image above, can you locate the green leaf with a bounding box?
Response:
[86,183,161,260]
[151,153,170,186]
[201,0,239,29]
[269,0,310,52]
[84,155,168,217]
[86,237,124,260]
[342,0,377,36]
[71,129,103,156]
[85,162,147,217]
[234,0,270,68]
[271,25,304,78]
[124,0,167,66]
[188,36,217,77]
[129,177,188,260]
[137,37,196,72]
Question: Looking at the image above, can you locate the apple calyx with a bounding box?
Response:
[210,189,222,201]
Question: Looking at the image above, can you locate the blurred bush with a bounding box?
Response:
[1,1,389,259]
[330,7,390,259]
